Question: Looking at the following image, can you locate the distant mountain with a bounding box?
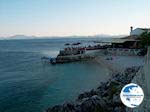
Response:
[9,35,37,39]
[93,34,127,38]
[0,34,127,40]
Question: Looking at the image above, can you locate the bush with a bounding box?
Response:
[138,31,150,47]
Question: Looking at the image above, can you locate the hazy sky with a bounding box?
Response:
[0,0,150,37]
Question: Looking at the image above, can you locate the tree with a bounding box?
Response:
[138,31,150,47]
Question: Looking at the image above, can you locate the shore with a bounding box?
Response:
[46,46,150,112]
[45,54,144,112]
[46,66,140,112]
[95,55,144,72]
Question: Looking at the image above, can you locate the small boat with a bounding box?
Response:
[65,43,70,46]
[72,42,81,45]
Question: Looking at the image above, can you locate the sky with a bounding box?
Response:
[0,0,150,37]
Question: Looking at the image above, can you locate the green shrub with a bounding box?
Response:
[138,31,150,47]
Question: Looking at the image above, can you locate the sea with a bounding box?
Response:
[0,38,110,112]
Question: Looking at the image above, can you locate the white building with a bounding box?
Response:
[130,27,150,36]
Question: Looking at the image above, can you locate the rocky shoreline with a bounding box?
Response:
[46,66,141,112]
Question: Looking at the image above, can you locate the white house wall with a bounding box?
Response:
[130,28,145,36]
[130,28,150,36]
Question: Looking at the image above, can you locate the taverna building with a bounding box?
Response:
[130,26,150,36]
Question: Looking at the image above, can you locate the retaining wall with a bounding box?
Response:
[127,47,150,112]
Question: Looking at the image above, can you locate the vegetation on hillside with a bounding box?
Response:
[138,31,150,47]
[136,32,150,56]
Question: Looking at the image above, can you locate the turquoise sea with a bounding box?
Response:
[0,38,110,112]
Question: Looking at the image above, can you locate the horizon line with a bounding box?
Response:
[0,33,128,38]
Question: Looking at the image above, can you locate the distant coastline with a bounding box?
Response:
[0,34,127,40]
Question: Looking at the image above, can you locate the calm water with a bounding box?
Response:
[0,38,110,112]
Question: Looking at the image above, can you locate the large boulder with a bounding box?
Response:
[80,95,107,112]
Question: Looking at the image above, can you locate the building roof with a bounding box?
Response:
[111,38,139,44]
[97,38,140,44]
[137,28,150,31]
[122,35,139,39]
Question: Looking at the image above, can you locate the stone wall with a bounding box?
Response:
[128,47,150,112]
[107,48,142,56]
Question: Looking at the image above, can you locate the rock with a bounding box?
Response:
[80,95,107,112]
[112,93,122,107]
[77,89,97,100]
[46,105,63,112]
[114,107,122,112]
[113,106,125,112]
[46,66,140,112]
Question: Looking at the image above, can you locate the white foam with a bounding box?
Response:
[41,50,59,57]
